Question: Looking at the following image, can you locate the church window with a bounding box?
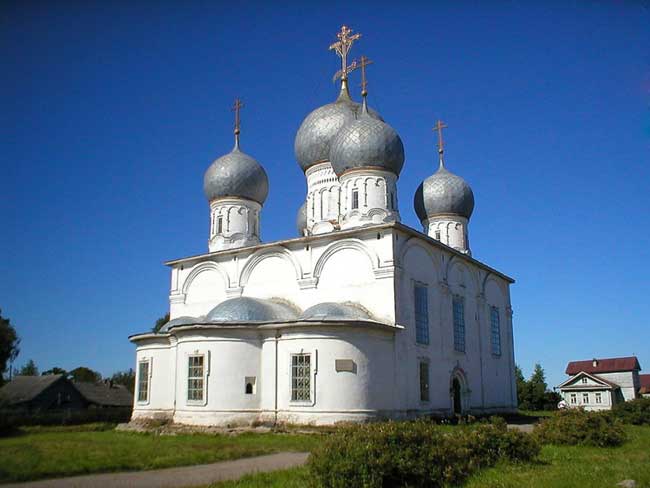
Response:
[245,376,256,395]
[351,189,359,209]
[490,306,501,356]
[419,361,430,402]
[187,355,205,403]
[414,284,429,345]
[435,230,441,240]
[570,393,577,404]
[453,296,466,353]
[582,393,589,404]
[291,354,311,402]
[137,359,150,403]
[595,392,602,404]
[390,191,394,210]
[217,216,223,234]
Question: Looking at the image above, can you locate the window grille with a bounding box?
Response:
[291,354,311,402]
[419,361,429,402]
[490,306,501,356]
[187,355,205,402]
[453,296,466,353]
[414,284,429,344]
[217,216,223,234]
[137,360,149,403]
[351,189,359,210]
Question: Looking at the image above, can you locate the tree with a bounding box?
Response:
[528,363,548,410]
[515,365,529,408]
[0,309,20,382]
[69,366,101,383]
[42,367,67,376]
[19,359,38,376]
[152,313,170,333]
[111,368,135,393]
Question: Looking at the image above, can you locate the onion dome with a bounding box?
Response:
[296,202,307,236]
[329,89,404,178]
[294,83,382,172]
[300,302,372,321]
[206,297,299,323]
[414,161,475,222]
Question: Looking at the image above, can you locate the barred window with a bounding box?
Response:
[414,284,429,345]
[187,355,205,402]
[291,354,311,402]
[453,296,465,353]
[419,361,429,402]
[351,189,359,210]
[137,360,149,403]
[490,306,501,356]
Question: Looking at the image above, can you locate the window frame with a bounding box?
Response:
[414,282,430,345]
[570,393,577,404]
[581,377,588,384]
[419,360,430,402]
[217,215,223,234]
[595,392,602,404]
[582,392,589,404]
[490,306,502,356]
[290,352,315,405]
[136,357,152,405]
[452,295,466,353]
[186,352,209,406]
[351,188,359,210]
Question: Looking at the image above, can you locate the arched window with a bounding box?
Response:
[245,383,253,394]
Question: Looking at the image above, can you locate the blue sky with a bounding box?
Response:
[1,1,649,388]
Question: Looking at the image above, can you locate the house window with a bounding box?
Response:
[137,360,150,403]
[581,377,588,384]
[490,306,501,356]
[414,284,429,345]
[351,189,359,210]
[570,393,577,404]
[291,354,311,402]
[187,355,205,402]
[217,216,223,234]
[435,230,441,241]
[595,392,602,404]
[582,393,589,404]
[453,296,465,353]
[419,361,429,402]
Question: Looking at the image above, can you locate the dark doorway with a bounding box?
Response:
[452,378,462,414]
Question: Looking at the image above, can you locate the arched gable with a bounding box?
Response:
[313,239,378,280]
[182,261,230,295]
[239,246,303,287]
[399,237,442,282]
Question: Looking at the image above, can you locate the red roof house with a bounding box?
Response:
[565,356,641,376]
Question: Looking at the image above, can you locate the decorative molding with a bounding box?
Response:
[225,286,243,298]
[239,245,303,287]
[312,238,379,279]
[182,261,230,294]
[373,266,395,279]
[298,277,318,289]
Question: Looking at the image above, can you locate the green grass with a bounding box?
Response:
[0,423,318,484]
[207,425,650,488]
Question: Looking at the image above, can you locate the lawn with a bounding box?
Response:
[0,423,318,484]
[206,425,650,488]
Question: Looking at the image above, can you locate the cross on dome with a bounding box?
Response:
[432,119,448,167]
[329,25,361,84]
[232,98,244,148]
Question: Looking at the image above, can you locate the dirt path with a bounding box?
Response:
[2,452,310,488]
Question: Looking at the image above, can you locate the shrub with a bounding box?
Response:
[308,419,539,488]
[612,398,650,425]
[533,409,626,447]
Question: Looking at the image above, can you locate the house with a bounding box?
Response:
[0,375,133,412]
[557,356,642,411]
[639,374,650,398]
[129,25,518,427]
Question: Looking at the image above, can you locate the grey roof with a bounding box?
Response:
[296,202,307,236]
[294,86,382,172]
[301,302,373,321]
[203,142,269,205]
[414,163,475,221]
[73,381,133,407]
[206,297,299,323]
[159,316,200,333]
[0,375,65,405]
[329,104,404,177]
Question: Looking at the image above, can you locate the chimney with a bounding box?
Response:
[592,359,598,367]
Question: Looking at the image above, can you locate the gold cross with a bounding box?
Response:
[432,120,448,156]
[232,98,244,135]
[329,25,361,81]
[359,56,373,96]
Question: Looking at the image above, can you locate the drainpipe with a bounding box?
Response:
[274,330,280,426]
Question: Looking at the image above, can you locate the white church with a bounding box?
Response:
[129,26,518,426]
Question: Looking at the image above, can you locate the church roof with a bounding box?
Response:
[565,356,641,375]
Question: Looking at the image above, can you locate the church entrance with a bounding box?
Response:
[452,378,462,415]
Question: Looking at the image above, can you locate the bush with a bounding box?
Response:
[0,407,131,435]
[612,398,650,425]
[308,419,540,488]
[534,409,626,447]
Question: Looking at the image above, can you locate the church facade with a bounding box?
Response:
[129,26,517,426]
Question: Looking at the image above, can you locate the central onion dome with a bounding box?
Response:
[294,84,382,172]
[203,140,269,205]
[329,97,404,177]
[414,162,475,222]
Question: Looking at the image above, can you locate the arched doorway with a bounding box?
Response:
[452,378,462,415]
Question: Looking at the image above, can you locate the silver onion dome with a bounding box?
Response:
[294,85,382,172]
[206,297,299,323]
[329,99,404,177]
[203,141,269,205]
[414,163,475,222]
[296,202,307,236]
[300,302,372,321]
